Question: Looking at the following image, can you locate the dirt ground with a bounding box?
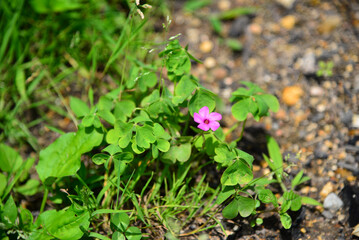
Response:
[167,0,359,239]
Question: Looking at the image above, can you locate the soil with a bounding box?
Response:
[166,0,359,239]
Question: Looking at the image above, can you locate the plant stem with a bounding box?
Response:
[224,121,241,138]
[233,118,247,143]
[40,187,48,214]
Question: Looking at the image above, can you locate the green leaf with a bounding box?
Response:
[221,160,253,186]
[113,152,134,164]
[114,100,135,121]
[222,199,239,219]
[291,170,304,189]
[258,94,279,112]
[226,39,243,51]
[218,7,256,20]
[0,144,23,173]
[258,189,278,206]
[1,196,17,227]
[112,231,126,240]
[209,17,223,34]
[141,89,160,106]
[102,145,122,156]
[153,123,171,140]
[125,226,142,240]
[301,196,322,207]
[135,125,156,149]
[237,196,256,217]
[214,145,235,167]
[0,173,6,197]
[14,179,40,196]
[30,0,82,13]
[19,207,33,230]
[215,186,236,205]
[280,213,292,229]
[36,127,103,182]
[39,208,90,240]
[111,213,130,233]
[98,109,115,125]
[290,196,302,211]
[162,143,191,164]
[234,148,254,166]
[156,139,170,152]
[138,72,157,92]
[184,0,211,12]
[98,96,113,111]
[70,97,90,118]
[188,88,215,116]
[92,153,109,165]
[266,136,283,176]
[15,69,28,101]
[231,98,253,121]
[173,75,197,105]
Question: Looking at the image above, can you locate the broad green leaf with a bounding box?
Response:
[102,145,122,156]
[280,213,292,229]
[209,17,222,34]
[113,152,134,164]
[156,139,170,152]
[1,196,17,227]
[290,196,302,211]
[19,207,33,230]
[162,143,191,164]
[30,0,82,13]
[14,179,40,196]
[253,95,269,117]
[221,160,253,186]
[237,196,256,217]
[138,72,157,92]
[173,75,197,105]
[218,7,256,20]
[114,100,136,121]
[112,231,126,240]
[98,96,113,111]
[258,94,279,112]
[98,109,115,125]
[36,127,103,182]
[234,148,254,166]
[0,144,23,173]
[126,226,142,240]
[222,199,239,219]
[188,89,215,116]
[92,153,109,165]
[153,123,171,140]
[136,125,156,149]
[215,186,235,205]
[214,145,235,167]
[141,89,160,106]
[111,213,130,232]
[28,229,53,240]
[39,208,90,240]
[231,98,252,121]
[70,97,90,118]
[258,189,278,206]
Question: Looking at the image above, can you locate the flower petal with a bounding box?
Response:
[193,112,204,124]
[198,106,209,118]
[209,112,222,121]
[208,121,220,131]
[198,123,210,131]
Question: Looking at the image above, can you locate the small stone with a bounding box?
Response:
[282,85,304,106]
[200,40,214,53]
[300,51,316,74]
[323,193,343,211]
[322,210,334,219]
[249,23,262,35]
[314,148,328,160]
[354,75,359,92]
[204,57,216,68]
[320,182,334,198]
[352,114,359,128]
[310,86,324,97]
[229,16,250,37]
[218,0,231,10]
[280,15,296,30]
[318,15,342,34]
[213,67,227,80]
[276,0,296,8]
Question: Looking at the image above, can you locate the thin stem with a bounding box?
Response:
[40,187,48,214]
[233,118,247,143]
[224,121,241,138]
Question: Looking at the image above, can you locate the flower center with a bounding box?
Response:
[204,119,209,124]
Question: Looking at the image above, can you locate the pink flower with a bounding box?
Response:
[194,106,222,131]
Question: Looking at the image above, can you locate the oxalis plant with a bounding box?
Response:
[0,21,321,240]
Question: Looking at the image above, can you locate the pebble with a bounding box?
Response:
[320,181,334,198]
[282,85,304,106]
[218,0,231,11]
[300,51,316,75]
[213,67,227,80]
[229,16,250,37]
[322,210,334,219]
[352,114,359,128]
[280,15,296,30]
[199,40,214,53]
[204,57,216,69]
[354,75,359,92]
[249,23,262,35]
[318,15,342,34]
[310,86,324,97]
[276,0,296,8]
[323,193,344,211]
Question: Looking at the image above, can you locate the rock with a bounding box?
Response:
[322,210,334,219]
[249,23,262,35]
[323,193,343,211]
[340,110,353,127]
[352,114,359,128]
[300,51,316,75]
[213,67,227,80]
[204,57,216,68]
[229,16,250,37]
[276,0,296,9]
[282,85,304,106]
[318,15,342,34]
[320,182,334,198]
[280,15,296,30]
[314,148,328,160]
[310,86,324,97]
[218,0,231,11]
[199,40,214,53]
[354,75,359,92]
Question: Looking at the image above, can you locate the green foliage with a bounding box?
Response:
[316,60,334,77]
